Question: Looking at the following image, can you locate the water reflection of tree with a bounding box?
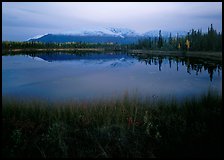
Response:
[158,57,162,71]
[132,53,222,82]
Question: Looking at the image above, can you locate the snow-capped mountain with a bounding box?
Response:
[70,27,129,37]
[106,27,140,37]
[29,27,139,39]
[27,33,49,41]
[27,27,187,44]
[143,30,170,37]
[143,30,188,38]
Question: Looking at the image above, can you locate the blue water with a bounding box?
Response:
[2,52,222,102]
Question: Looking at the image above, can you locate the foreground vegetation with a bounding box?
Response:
[2,91,222,158]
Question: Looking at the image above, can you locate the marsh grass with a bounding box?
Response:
[2,91,222,158]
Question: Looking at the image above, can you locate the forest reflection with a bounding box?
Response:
[131,53,222,82]
[8,51,222,82]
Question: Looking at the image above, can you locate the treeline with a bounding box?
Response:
[2,24,222,52]
[2,41,125,51]
[131,24,222,52]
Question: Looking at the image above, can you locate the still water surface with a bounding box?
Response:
[2,52,222,102]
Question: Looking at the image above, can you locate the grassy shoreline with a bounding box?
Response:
[128,49,222,60]
[2,92,222,158]
[3,48,105,52]
[3,48,222,61]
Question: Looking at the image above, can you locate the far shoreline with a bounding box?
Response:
[2,48,222,61]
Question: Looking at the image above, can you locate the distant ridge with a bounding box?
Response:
[28,27,187,44]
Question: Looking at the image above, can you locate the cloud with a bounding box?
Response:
[2,2,222,41]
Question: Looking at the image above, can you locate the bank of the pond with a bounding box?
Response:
[2,92,222,158]
[128,50,222,61]
[2,48,222,60]
[5,48,105,52]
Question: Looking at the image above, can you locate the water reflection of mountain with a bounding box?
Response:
[27,52,222,82]
[131,53,222,82]
[28,52,131,62]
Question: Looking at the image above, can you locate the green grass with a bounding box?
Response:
[2,91,222,158]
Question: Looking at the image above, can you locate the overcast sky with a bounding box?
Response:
[2,2,222,41]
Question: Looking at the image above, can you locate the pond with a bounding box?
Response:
[2,52,222,102]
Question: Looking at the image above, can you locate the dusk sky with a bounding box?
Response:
[2,2,222,41]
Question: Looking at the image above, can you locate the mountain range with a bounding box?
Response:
[28,27,188,44]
